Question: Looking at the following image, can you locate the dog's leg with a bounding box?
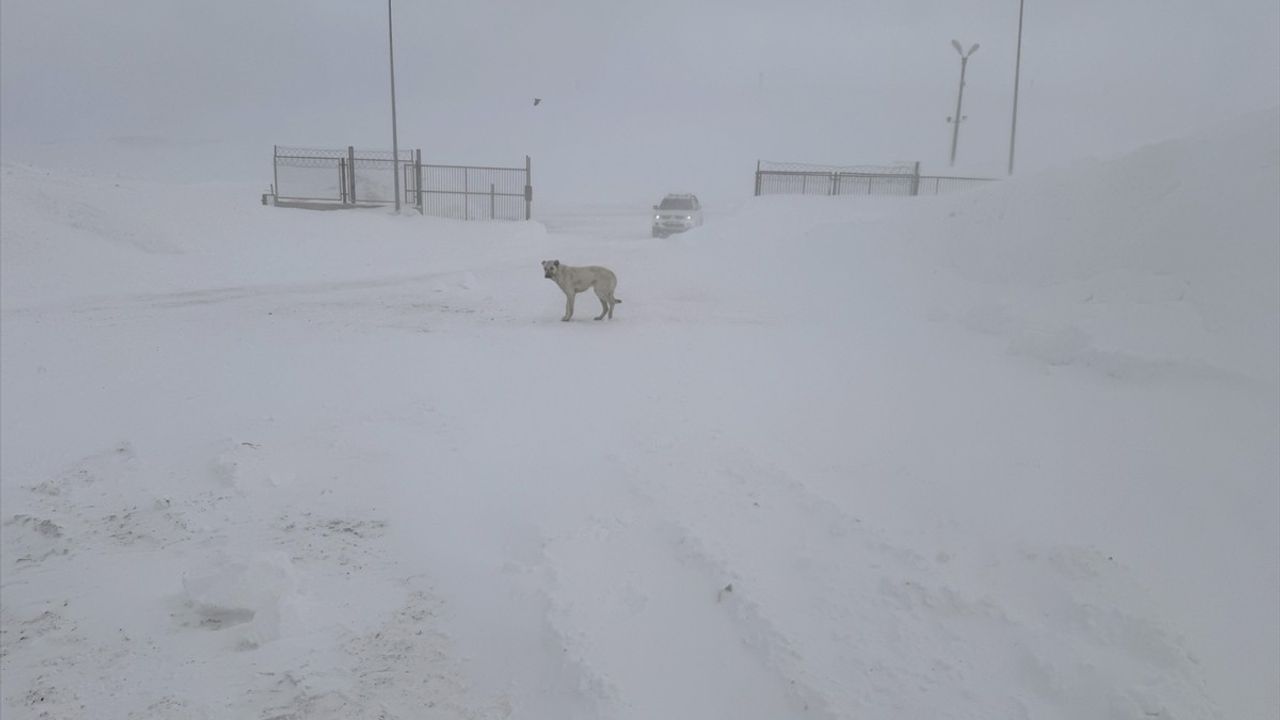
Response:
[593,288,608,320]
[562,291,575,321]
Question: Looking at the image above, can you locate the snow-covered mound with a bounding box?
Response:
[913,108,1278,388]
[2,108,1276,720]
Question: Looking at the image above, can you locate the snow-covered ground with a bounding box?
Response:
[2,108,1277,720]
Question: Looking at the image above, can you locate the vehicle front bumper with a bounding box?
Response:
[653,221,694,234]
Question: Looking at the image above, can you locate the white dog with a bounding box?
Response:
[542,259,621,321]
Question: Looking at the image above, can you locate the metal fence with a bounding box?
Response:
[270,145,532,220]
[913,175,996,195]
[754,160,995,197]
[272,146,413,205]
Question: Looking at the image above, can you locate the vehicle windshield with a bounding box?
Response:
[658,197,694,210]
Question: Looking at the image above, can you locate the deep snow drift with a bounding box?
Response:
[2,108,1277,719]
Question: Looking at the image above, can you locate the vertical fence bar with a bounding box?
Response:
[414,149,423,214]
[490,183,496,219]
[463,167,469,220]
[524,155,532,220]
[754,160,762,196]
[272,145,279,202]
[347,146,357,203]
[911,161,921,196]
[339,159,348,204]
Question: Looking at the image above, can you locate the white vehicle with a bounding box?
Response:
[651,193,703,238]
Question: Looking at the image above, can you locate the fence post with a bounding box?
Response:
[524,155,532,220]
[830,172,838,196]
[272,145,279,202]
[463,167,469,221]
[911,161,921,196]
[754,160,761,196]
[414,149,423,214]
[347,146,357,203]
[490,183,496,219]
[339,158,348,204]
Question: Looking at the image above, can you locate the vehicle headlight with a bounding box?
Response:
[654,215,660,220]
[686,215,692,220]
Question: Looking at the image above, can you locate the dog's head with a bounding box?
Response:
[541,259,560,279]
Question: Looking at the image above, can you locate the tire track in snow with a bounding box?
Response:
[5,269,492,316]
[616,436,1216,719]
[533,477,832,719]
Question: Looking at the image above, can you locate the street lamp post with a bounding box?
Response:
[1008,0,1025,175]
[947,40,980,168]
[387,0,401,211]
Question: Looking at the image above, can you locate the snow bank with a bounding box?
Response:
[906,107,1280,387]
[0,162,550,308]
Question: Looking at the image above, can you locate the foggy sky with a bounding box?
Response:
[2,0,1278,204]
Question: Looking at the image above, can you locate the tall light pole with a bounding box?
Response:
[1008,0,1025,175]
[387,0,401,211]
[947,40,980,167]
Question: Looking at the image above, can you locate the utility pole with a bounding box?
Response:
[1008,0,1025,175]
[387,0,401,211]
[948,40,980,167]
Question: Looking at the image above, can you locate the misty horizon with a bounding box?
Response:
[3,0,1278,204]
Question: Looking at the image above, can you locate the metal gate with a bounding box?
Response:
[403,152,532,221]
